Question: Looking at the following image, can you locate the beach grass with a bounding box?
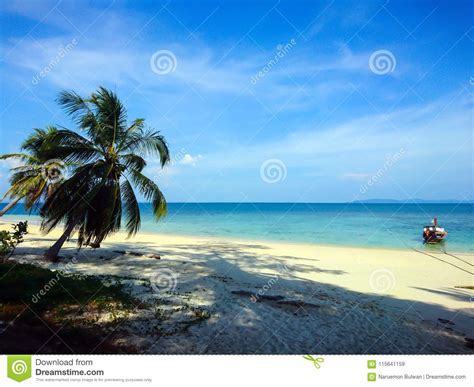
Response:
[0,261,143,353]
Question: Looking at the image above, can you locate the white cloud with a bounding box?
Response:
[180,154,203,167]
[189,91,471,173]
[1,25,395,108]
[341,173,371,180]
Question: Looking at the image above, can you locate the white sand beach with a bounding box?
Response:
[1,222,473,354]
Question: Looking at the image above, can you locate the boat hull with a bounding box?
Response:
[423,231,448,244]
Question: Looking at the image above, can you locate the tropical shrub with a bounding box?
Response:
[0,221,28,258]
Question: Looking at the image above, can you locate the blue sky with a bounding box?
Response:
[0,0,472,202]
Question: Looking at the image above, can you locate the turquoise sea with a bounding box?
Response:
[1,203,473,253]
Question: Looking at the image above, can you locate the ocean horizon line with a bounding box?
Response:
[1,200,473,205]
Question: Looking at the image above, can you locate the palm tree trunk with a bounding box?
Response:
[44,221,78,262]
[0,197,21,217]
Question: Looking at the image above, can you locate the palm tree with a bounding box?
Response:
[0,128,64,216]
[40,87,170,262]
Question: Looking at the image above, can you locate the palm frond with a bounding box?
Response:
[44,129,101,163]
[77,180,122,246]
[21,127,58,154]
[119,154,147,172]
[90,87,128,147]
[121,178,141,236]
[40,161,107,232]
[127,169,167,219]
[119,129,170,166]
[0,153,39,163]
[57,90,101,140]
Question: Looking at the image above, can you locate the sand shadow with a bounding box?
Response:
[4,238,473,355]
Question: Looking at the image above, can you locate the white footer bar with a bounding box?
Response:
[0,355,472,386]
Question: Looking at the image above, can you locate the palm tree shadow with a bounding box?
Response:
[8,239,474,355]
[411,287,472,303]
